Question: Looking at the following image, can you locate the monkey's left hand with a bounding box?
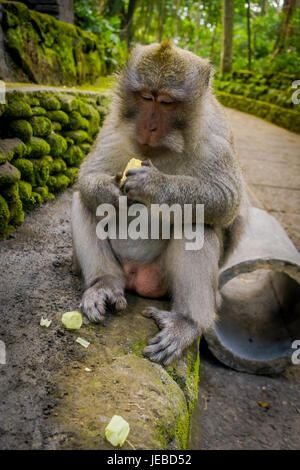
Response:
[142,306,200,365]
[121,161,165,204]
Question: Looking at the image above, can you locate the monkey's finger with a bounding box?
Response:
[142,307,169,329]
[141,159,153,167]
[114,294,127,311]
[125,167,147,177]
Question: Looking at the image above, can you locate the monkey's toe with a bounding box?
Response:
[141,307,169,328]
[81,284,127,322]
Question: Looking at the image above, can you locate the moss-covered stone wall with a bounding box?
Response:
[0,89,109,239]
[0,1,119,84]
[214,70,300,134]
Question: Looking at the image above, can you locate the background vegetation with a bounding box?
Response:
[74,0,300,74]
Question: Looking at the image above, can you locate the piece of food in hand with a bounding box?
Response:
[61,311,82,329]
[120,158,142,184]
[105,415,130,447]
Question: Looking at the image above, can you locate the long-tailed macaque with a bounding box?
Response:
[72,40,249,365]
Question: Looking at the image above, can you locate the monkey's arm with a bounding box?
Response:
[77,124,130,212]
[123,151,243,227]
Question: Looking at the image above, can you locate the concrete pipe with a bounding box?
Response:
[204,207,300,375]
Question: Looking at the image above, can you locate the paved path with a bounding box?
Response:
[190,108,300,450]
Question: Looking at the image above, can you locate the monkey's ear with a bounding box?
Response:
[198,58,213,88]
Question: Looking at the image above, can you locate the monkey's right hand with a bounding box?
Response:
[80,276,127,323]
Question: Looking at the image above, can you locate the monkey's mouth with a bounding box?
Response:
[138,142,152,153]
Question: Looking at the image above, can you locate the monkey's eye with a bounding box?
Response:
[141,94,153,101]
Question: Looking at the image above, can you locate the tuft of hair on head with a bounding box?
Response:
[153,39,174,61]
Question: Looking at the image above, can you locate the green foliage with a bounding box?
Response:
[74,0,127,70]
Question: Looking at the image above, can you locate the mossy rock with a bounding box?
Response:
[52,122,62,132]
[0,162,21,186]
[88,108,100,136]
[39,95,61,111]
[61,95,80,113]
[13,158,34,185]
[25,191,43,211]
[64,167,79,185]
[8,120,33,143]
[18,180,32,204]
[0,194,10,237]
[4,182,24,225]
[64,130,89,144]
[46,133,68,158]
[0,138,27,164]
[65,111,89,131]
[31,107,47,117]
[28,137,51,158]
[3,101,32,119]
[80,142,92,155]
[78,101,94,118]
[30,116,53,137]
[51,158,67,175]
[34,186,49,200]
[64,145,84,166]
[47,110,69,126]
[31,159,50,186]
[47,174,70,192]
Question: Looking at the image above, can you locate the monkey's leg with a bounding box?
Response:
[72,191,127,322]
[143,227,220,365]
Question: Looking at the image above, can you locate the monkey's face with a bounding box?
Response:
[132,90,184,155]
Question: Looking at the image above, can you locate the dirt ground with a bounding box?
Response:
[0,107,299,450]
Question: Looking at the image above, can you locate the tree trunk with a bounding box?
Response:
[221,0,234,75]
[121,0,137,46]
[273,0,296,56]
[261,0,268,16]
[246,0,252,70]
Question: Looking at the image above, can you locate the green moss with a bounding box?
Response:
[4,100,32,119]
[0,162,21,186]
[61,95,80,113]
[4,182,23,225]
[28,137,51,158]
[34,186,49,200]
[64,167,79,185]
[13,158,34,184]
[0,195,10,237]
[65,111,89,131]
[216,91,300,135]
[18,180,32,203]
[47,110,69,126]
[48,174,70,192]
[31,107,47,117]
[64,145,84,166]
[78,101,94,117]
[64,130,89,144]
[31,159,50,186]
[52,122,62,132]
[88,107,101,137]
[51,158,67,174]
[39,95,61,111]
[80,142,92,154]
[8,120,33,143]
[47,133,68,158]
[30,116,53,137]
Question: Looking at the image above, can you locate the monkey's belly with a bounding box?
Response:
[123,261,168,298]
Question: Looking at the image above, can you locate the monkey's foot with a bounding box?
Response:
[142,307,199,365]
[80,278,127,323]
